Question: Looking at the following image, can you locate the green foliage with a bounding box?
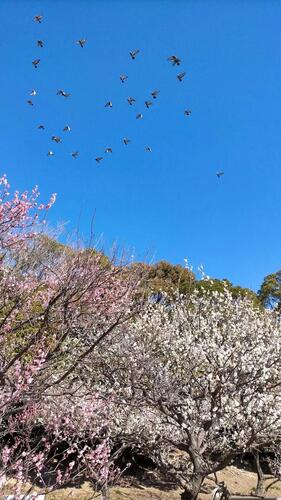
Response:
[258,270,281,311]
[22,235,261,310]
[80,247,111,268]
[131,260,258,306]
[36,235,110,268]
[37,234,67,254]
[196,278,259,305]
[131,260,195,299]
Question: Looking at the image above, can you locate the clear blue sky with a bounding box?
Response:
[1,0,280,290]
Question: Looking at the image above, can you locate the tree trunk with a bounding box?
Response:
[101,486,110,500]
[253,450,265,496]
[181,475,204,500]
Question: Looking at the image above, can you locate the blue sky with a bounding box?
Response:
[1,0,280,290]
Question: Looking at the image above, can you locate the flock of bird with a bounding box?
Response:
[30,15,224,177]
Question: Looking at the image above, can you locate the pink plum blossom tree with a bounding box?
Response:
[0,175,138,498]
[0,174,56,252]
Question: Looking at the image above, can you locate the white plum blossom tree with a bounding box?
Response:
[94,288,281,500]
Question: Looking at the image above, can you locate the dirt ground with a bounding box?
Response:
[44,466,281,499]
[2,466,281,499]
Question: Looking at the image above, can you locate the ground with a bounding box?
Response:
[3,466,281,499]
[44,466,281,499]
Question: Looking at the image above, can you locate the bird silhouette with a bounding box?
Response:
[145,100,153,108]
[63,125,71,132]
[37,40,44,48]
[177,72,186,82]
[136,113,143,119]
[57,89,71,98]
[77,39,86,48]
[216,172,224,178]
[52,136,62,143]
[33,15,43,23]
[105,148,113,154]
[123,138,131,145]
[168,55,181,66]
[27,100,34,106]
[105,101,113,108]
[38,125,45,130]
[127,97,136,105]
[184,109,191,116]
[95,157,103,163]
[151,90,160,99]
[47,151,54,157]
[120,74,128,83]
[72,151,79,159]
[32,59,40,68]
[130,49,140,60]
[30,89,37,96]
[145,147,152,152]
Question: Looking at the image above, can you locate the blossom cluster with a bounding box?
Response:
[0,176,137,499]
[93,288,281,498]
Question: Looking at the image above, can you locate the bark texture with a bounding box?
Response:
[253,450,265,496]
[180,475,204,500]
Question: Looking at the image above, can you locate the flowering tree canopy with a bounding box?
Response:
[2,174,281,500]
[0,176,138,498]
[95,289,281,500]
[0,174,56,252]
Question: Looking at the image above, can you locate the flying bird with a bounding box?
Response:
[47,151,54,157]
[216,172,224,178]
[37,40,44,48]
[38,125,45,130]
[95,157,103,163]
[27,100,34,106]
[57,89,71,98]
[63,125,71,132]
[77,39,86,48]
[177,72,186,82]
[30,89,37,96]
[105,101,113,108]
[72,151,79,159]
[127,96,136,105]
[123,137,131,145]
[105,148,113,154]
[136,113,143,119]
[33,15,43,23]
[145,146,152,152]
[120,74,128,83]
[130,49,140,60]
[52,136,62,143]
[32,59,40,68]
[145,100,153,108]
[151,90,160,99]
[168,55,181,66]
[184,109,192,116]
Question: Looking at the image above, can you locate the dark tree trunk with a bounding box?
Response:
[253,450,265,496]
[181,475,204,500]
[181,491,196,500]
[101,486,110,500]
